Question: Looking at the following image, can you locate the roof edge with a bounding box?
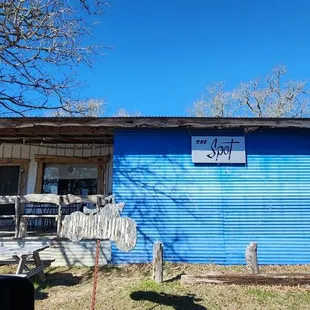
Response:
[0,117,310,129]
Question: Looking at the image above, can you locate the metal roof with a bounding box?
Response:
[2,116,310,120]
[0,117,309,144]
[1,116,310,127]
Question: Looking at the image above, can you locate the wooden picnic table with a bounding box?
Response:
[0,245,53,282]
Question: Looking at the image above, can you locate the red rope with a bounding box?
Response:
[91,239,101,310]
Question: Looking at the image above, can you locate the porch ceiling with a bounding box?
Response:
[0,125,114,145]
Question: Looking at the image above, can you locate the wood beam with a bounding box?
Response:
[181,274,310,286]
[0,139,114,145]
[19,161,29,195]
[0,159,30,165]
[0,194,111,205]
[34,162,44,194]
[35,154,111,164]
[97,163,105,194]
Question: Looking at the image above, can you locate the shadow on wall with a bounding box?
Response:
[113,154,216,263]
[112,128,310,265]
[53,239,110,267]
[130,291,207,310]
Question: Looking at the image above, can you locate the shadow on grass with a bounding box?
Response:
[35,289,49,300]
[81,265,124,282]
[34,272,83,301]
[46,272,82,287]
[35,265,124,301]
[130,291,207,310]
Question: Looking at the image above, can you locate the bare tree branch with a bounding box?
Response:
[0,0,109,116]
[53,99,106,117]
[188,82,239,117]
[188,65,310,118]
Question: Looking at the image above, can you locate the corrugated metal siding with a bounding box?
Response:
[112,128,310,265]
[0,238,111,267]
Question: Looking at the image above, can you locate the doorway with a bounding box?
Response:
[0,166,20,215]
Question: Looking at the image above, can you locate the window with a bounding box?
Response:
[35,154,111,194]
[42,163,98,195]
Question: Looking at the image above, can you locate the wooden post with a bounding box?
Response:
[97,164,105,195]
[245,242,259,274]
[18,218,28,238]
[33,251,46,282]
[16,255,27,275]
[57,196,63,235]
[97,196,102,209]
[14,196,20,238]
[153,241,163,283]
[34,162,44,194]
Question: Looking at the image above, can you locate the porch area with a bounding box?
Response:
[0,118,115,266]
[0,194,111,266]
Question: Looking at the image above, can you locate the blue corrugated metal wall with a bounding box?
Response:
[112,128,310,265]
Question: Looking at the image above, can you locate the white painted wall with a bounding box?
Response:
[0,143,113,194]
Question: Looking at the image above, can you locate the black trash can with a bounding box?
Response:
[0,275,34,310]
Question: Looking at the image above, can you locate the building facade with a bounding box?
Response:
[0,117,310,266]
[113,127,310,265]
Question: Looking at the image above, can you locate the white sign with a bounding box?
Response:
[192,136,246,163]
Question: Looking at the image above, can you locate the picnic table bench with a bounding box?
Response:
[0,245,54,282]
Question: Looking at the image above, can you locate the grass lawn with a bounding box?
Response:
[2,263,310,309]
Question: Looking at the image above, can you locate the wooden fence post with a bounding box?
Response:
[14,196,20,238]
[97,196,102,209]
[57,196,63,235]
[19,218,28,238]
[245,242,259,274]
[153,241,163,283]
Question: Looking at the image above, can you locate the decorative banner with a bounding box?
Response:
[61,200,137,252]
[192,136,246,163]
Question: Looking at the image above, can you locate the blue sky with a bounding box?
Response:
[78,0,310,116]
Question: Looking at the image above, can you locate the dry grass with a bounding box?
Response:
[2,263,310,309]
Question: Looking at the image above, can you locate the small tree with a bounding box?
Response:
[53,99,106,117]
[188,65,310,118]
[113,108,141,117]
[0,0,108,116]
